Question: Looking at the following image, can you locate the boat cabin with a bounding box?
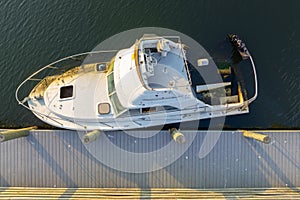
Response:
[111,36,197,116]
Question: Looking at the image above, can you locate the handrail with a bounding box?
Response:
[180,43,192,85]
[15,36,258,129]
[15,50,118,129]
[16,50,118,108]
[133,40,151,90]
[228,34,258,105]
[248,55,258,103]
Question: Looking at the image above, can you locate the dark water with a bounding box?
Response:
[0,0,299,129]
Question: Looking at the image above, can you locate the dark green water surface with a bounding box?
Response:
[0,0,299,129]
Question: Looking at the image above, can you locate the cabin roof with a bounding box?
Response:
[114,37,192,110]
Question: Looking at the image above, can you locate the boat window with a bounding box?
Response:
[60,85,73,99]
[109,93,126,115]
[129,109,140,115]
[107,70,126,115]
[162,106,179,111]
[142,107,157,113]
[107,72,115,95]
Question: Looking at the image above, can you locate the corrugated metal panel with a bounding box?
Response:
[0,130,300,188]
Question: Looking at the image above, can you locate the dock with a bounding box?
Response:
[0,129,300,198]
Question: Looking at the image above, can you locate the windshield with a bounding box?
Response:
[107,72,115,94]
[107,70,126,115]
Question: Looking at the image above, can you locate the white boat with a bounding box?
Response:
[16,34,258,131]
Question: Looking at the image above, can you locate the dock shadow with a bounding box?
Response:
[26,134,78,188]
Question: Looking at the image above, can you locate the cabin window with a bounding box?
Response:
[140,106,178,114]
[107,71,126,115]
[107,72,115,95]
[129,109,140,115]
[60,85,73,99]
[142,107,157,113]
[109,93,126,115]
[162,106,179,111]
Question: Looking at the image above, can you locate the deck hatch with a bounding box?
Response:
[96,63,107,72]
[98,103,111,114]
[60,85,73,99]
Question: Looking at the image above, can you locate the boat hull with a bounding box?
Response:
[28,97,248,131]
